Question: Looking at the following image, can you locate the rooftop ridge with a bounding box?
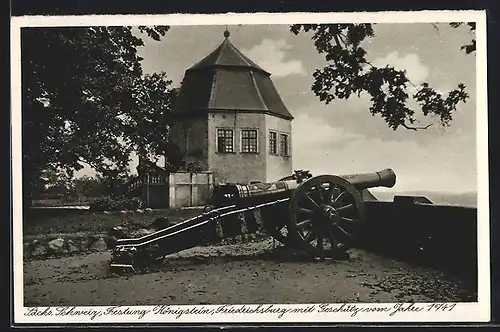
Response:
[187,38,269,74]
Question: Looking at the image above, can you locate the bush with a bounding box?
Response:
[119,197,142,211]
[90,196,143,212]
[89,197,115,211]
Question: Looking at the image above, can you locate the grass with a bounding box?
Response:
[32,197,98,207]
[23,209,203,236]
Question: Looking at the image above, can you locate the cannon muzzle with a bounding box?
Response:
[340,168,396,190]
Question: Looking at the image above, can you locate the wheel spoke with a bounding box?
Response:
[341,217,355,223]
[298,207,314,215]
[330,188,341,204]
[336,203,353,212]
[304,230,316,242]
[305,193,320,209]
[325,184,335,202]
[332,191,345,205]
[314,185,324,203]
[326,227,338,248]
[296,218,312,228]
[336,224,349,236]
[317,235,324,250]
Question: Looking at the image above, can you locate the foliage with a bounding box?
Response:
[290,23,475,131]
[95,171,134,198]
[89,196,143,212]
[71,175,105,198]
[449,22,476,54]
[22,26,177,200]
[34,172,133,200]
[183,158,204,172]
[171,156,204,173]
[163,144,186,172]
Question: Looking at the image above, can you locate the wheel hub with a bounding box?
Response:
[316,204,340,226]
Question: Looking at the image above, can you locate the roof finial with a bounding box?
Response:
[223,25,230,39]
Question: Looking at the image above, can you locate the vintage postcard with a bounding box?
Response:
[11,10,490,325]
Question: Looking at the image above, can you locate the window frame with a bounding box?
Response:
[240,128,259,154]
[216,128,235,153]
[279,132,290,157]
[269,130,278,155]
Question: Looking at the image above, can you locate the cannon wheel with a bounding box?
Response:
[262,218,292,245]
[287,175,365,257]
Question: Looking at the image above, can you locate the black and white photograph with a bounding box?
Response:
[11,11,489,324]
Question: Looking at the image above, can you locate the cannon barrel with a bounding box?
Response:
[340,168,396,190]
[210,168,396,206]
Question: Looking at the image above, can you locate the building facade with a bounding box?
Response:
[170,31,294,184]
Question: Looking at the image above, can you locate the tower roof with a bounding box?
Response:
[173,33,294,120]
[188,37,269,74]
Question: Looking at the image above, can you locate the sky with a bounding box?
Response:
[76,23,478,194]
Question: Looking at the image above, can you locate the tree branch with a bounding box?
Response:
[401,122,433,131]
[337,32,349,49]
[333,33,342,48]
[431,23,440,34]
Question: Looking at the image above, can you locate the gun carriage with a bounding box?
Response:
[110,168,397,272]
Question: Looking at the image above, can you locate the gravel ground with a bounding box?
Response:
[23,238,477,306]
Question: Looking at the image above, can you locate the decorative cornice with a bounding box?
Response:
[171,108,294,121]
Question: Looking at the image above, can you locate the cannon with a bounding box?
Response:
[109,168,396,272]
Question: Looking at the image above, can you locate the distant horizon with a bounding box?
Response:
[369,189,477,207]
[370,189,477,195]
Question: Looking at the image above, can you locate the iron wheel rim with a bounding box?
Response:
[288,175,365,257]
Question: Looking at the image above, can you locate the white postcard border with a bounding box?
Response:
[11,10,490,324]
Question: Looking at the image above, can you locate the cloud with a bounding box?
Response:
[372,51,430,85]
[292,113,364,149]
[242,39,306,77]
[291,113,476,194]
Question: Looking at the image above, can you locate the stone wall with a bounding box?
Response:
[355,201,478,280]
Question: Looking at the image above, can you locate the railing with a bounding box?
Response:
[127,177,143,193]
[125,174,168,195]
[149,174,168,184]
[125,172,213,208]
